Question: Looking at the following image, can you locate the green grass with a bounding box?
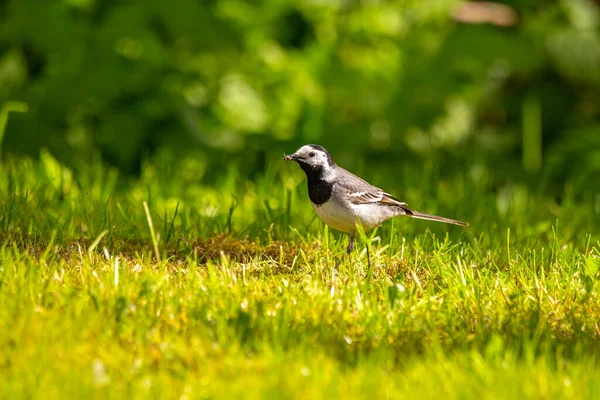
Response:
[0,149,599,399]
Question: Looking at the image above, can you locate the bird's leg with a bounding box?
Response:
[346,233,355,254]
[366,244,372,280]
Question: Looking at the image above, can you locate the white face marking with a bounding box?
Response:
[291,145,336,181]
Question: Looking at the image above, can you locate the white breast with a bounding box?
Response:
[312,199,357,233]
[311,198,398,234]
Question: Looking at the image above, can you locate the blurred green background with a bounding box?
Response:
[0,0,599,198]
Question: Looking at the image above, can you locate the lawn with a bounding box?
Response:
[0,151,599,399]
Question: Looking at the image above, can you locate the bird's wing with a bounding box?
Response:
[337,168,408,207]
[347,190,385,204]
[380,192,408,207]
[335,167,468,226]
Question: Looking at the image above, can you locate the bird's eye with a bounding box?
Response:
[309,152,316,158]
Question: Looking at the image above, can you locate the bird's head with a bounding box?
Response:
[284,144,335,176]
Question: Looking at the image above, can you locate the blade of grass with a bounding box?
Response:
[87,230,108,255]
[144,201,161,263]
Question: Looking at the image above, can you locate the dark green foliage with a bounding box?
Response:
[0,0,598,191]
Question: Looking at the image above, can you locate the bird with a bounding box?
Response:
[284,144,468,258]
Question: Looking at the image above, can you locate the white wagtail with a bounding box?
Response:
[284,144,468,255]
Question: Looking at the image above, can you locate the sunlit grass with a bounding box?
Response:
[0,151,599,399]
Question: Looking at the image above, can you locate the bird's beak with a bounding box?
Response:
[283,153,297,161]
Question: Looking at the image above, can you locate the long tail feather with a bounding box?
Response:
[406,210,469,226]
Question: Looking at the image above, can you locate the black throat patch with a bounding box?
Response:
[307,177,333,205]
[298,163,333,205]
